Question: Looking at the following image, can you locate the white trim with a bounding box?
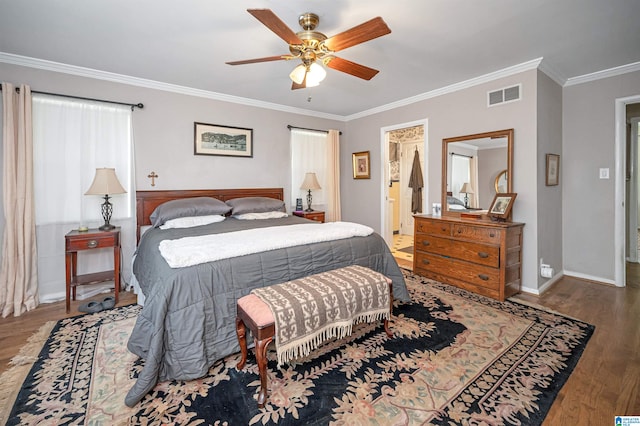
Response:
[614,95,640,287]
[564,270,616,286]
[0,52,345,122]
[380,119,428,246]
[538,60,567,86]
[565,61,640,87]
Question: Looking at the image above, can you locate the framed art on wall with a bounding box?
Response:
[546,154,559,186]
[352,151,370,179]
[194,122,253,157]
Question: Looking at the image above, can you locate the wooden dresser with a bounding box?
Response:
[413,215,524,301]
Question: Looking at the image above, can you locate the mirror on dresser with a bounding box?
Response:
[442,129,513,215]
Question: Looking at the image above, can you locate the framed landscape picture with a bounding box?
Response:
[194,122,253,157]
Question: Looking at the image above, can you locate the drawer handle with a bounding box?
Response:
[489,233,495,237]
[478,274,489,281]
[441,227,447,232]
[477,252,489,258]
[87,240,98,249]
[422,259,430,265]
[457,229,462,233]
[422,241,430,246]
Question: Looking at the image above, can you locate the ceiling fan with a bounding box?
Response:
[226,9,391,90]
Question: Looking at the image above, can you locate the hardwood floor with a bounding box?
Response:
[1,266,639,425]
[0,290,137,376]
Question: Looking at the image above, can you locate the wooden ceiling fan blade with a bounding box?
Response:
[247,9,303,45]
[323,17,391,52]
[226,55,289,65]
[325,57,379,80]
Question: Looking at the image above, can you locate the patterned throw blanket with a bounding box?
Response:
[251,265,391,366]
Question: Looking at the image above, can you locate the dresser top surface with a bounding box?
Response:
[414,214,524,228]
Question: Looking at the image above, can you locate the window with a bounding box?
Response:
[290,129,327,208]
[32,95,135,301]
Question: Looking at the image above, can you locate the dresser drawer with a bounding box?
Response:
[416,219,451,236]
[66,234,116,251]
[452,224,502,244]
[415,234,499,268]
[415,251,500,290]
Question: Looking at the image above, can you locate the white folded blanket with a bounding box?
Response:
[158,221,374,268]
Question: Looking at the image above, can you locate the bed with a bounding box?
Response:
[125,188,409,407]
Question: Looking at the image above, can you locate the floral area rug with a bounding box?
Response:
[2,270,594,425]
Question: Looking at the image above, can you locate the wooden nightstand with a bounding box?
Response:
[65,227,121,313]
[293,210,325,223]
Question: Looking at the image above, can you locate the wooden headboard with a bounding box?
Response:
[136,188,284,242]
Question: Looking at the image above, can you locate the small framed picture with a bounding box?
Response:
[352,151,371,179]
[546,154,559,186]
[194,122,253,157]
[488,193,517,219]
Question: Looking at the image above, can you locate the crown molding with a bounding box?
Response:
[0,52,345,121]
[345,58,543,121]
[538,60,567,86]
[565,61,640,87]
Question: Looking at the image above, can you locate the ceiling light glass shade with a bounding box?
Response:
[289,64,307,84]
[306,63,326,86]
[289,62,327,86]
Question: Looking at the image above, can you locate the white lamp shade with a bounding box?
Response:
[300,172,321,190]
[289,64,307,84]
[460,182,474,194]
[289,62,327,86]
[85,168,126,195]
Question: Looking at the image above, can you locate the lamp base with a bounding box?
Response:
[99,223,115,231]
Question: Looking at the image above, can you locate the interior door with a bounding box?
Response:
[400,142,423,235]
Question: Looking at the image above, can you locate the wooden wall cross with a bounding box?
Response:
[147,171,158,186]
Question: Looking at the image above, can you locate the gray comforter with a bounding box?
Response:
[125,216,409,406]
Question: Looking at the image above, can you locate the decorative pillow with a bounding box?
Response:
[159,214,226,229]
[234,211,288,220]
[225,197,286,215]
[150,197,231,227]
[447,195,465,206]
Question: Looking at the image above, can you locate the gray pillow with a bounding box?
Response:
[447,195,465,206]
[226,197,286,215]
[150,197,231,227]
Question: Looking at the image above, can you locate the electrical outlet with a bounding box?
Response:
[599,168,609,179]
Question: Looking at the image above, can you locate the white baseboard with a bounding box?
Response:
[520,270,564,296]
[563,270,615,285]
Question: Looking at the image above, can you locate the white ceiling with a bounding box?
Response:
[1,0,639,118]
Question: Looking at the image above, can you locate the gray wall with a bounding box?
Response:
[563,69,640,282]
[536,71,563,288]
[344,70,539,292]
[0,62,346,204]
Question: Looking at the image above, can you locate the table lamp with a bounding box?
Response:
[85,168,126,231]
[300,172,321,212]
[460,182,475,208]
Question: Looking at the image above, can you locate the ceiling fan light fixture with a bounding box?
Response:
[306,62,326,86]
[289,64,307,84]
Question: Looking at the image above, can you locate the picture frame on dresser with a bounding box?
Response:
[194,122,253,157]
[488,192,517,219]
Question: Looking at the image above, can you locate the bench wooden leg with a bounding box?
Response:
[236,317,247,370]
[255,335,274,408]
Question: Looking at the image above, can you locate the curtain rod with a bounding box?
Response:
[287,125,342,135]
[0,85,144,110]
[450,152,473,158]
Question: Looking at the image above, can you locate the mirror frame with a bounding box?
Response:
[494,169,508,193]
[442,128,514,217]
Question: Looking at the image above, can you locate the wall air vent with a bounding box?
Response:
[488,84,521,107]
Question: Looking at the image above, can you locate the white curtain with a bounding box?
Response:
[32,95,136,302]
[290,129,327,210]
[325,130,341,222]
[0,83,39,317]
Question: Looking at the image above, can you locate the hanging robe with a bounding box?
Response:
[409,149,424,213]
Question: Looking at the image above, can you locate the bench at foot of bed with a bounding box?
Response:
[235,265,393,408]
